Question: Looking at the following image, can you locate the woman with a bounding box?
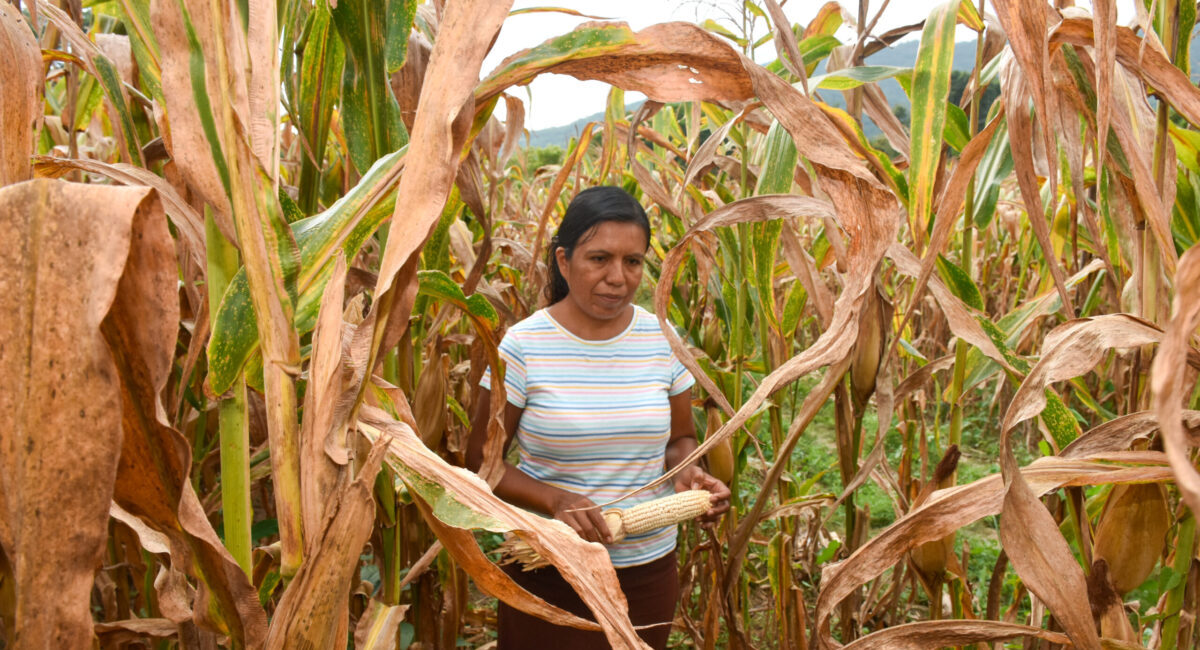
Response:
[466,186,731,649]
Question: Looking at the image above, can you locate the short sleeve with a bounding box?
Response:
[667,347,695,396]
[480,331,527,408]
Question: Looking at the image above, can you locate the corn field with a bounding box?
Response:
[4,0,1200,647]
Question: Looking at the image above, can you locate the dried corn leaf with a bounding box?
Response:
[1003,314,1167,433]
[840,620,1071,649]
[353,600,409,650]
[816,456,1172,646]
[1152,245,1200,518]
[265,438,387,649]
[358,408,650,649]
[0,180,148,647]
[0,3,40,186]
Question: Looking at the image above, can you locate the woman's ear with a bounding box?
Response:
[554,246,569,278]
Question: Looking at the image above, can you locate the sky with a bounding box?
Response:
[478,0,1136,131]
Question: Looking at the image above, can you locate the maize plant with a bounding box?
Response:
[3,0,1200,648]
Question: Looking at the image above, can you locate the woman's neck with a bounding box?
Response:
[546,301,634,341]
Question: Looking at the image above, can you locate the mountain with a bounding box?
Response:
[527,36,1200,147]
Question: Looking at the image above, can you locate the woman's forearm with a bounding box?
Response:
[665,434,699,471]
[491,461,579,515]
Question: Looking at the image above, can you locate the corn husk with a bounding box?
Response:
[704,404,735,484]
[413,356,447,448]
[850,283,886,407]
[1093,482,1170,595]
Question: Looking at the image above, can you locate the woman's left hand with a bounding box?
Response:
[673,465,731,524]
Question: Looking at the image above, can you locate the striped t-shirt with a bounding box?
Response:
[480,305,695,567]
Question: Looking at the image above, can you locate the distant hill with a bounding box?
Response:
[527,36,1200,147]
[527,100,645,148]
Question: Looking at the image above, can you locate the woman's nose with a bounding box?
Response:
[605,261,624,285]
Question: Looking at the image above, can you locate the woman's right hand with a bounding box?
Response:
[552,492,613,544]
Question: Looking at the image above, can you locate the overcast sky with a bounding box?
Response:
[479,0,1136,131]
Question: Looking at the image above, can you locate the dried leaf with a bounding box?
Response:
[0,180,148,647]
[0,3,41,186]
[816,456,1173,646]
[372,0,511,304]
[353,599,409,650]
[840,620,1071,649]
[656,195,838,417]
[94,618,178,643]
[477,21,879,186]
[1152,245,1200,518]
[32,156,207,267]
[1000,58,1075,316]
[1003,314,1166,434]
[150,0,234,241]
[1062,410,1200,458]
[301,254,352,541]
[358,408,650,648]
[265,438,387,649]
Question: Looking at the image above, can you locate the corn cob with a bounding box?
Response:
[500,490,713,570]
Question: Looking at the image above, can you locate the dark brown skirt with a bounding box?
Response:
[497,551,679,649]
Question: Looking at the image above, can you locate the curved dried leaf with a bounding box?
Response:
[637,171,898,504]
[841,620,1071,649]
[150,0,234,239]
[996,456,1101,650]
[1062,410,1200,458]
[358,408,649,648]
[1000,58,1075,315]
[477,21,752,106]
[300,254,351,540]
[96,183,268,642]
[477,21,879,186]
[265,439,386,649]
[371,0,511,314]
[1003,314,1166,434]
[0,3,40,186]
[655,195,838,416]
[886,244,1013,372]
[33,156,206,267]
[816,456,1173,646]
[95,618,178,642]
[1152,245,1200,518]
[0,180,149,647]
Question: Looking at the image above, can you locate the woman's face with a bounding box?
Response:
[555,220,648,322]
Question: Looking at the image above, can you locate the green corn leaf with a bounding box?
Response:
[908,0,960,230]
[755,121,796,195]
[296,0,345,214]
[208,147,407,394]
[807,65,909,91]
[114,0,163,102]
[385,0,417,73]
[943,102,970,152]
[935,255,984,311]
[972,120,1013,228]
[93,55,144,165]
[416,270,499,329]
[333,0,412,174]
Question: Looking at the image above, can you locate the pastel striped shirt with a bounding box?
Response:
[480,305,695,567]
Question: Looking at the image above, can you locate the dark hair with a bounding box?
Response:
[546,186,651,305]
